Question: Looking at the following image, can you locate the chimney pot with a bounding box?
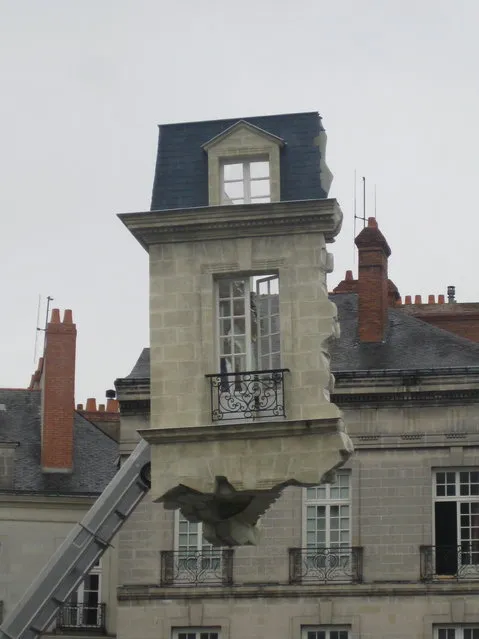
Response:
[99,404,105,412]
[405,295,412,305]
[63,309,73,324]
[438,294,445,304]
[50,308,61,324]
[414,295,422,304]
[86,398,97,412]
[367,217,378,228]
[428,294,435,304]
[345,270,353,281]
[106,398,119,412]
[77,403,84,411]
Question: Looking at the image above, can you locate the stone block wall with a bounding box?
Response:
[149,233,338,430]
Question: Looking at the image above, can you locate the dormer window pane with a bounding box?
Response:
[250,161,269,179]
[224,181,244,201]
[250,179,270,199]
[221,159,271,205]
[223,163,243,180]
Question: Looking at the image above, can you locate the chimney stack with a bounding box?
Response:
[355,217,391,342]
[41,309,76,472]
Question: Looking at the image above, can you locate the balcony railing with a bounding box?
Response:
[57,603,106,631]
[161,549,234,586]
[420,544,479,580]
[289,547,363,584]
[205,369,289,422]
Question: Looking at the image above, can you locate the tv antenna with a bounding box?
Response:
[34,295,54,363]
[353,173,368,264]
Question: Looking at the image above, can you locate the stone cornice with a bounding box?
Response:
[117,580,479,602]
[118,199,343,250]
[333,388,479,408]
[138,417,342,445]
[0,492,96,508]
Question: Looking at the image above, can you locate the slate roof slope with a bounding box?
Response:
[330,293,479,371]
[124,294,479,380]
[126,348,150,379]
[0,389,117,494]
[151,112,328,211]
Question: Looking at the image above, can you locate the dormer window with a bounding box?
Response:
[202,120,284,206]
[221,159,270,205]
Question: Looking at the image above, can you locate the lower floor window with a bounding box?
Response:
[303,628,349,639]
[437,629,479,639]
[172,630,220,639]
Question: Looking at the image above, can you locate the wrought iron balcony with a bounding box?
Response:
[420,544,479,580]
[57,603,106,631]
[205,369,289,422]
[161,549,234,586]
[289,547,363,584]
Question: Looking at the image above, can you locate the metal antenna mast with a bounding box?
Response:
[36,296,54,357]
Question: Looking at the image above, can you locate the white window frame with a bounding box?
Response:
[174,511,221,577]
[302,473,352,582]
[172,628,221,639]
[65,559,102,628]
[433,469,479,567]
[221,157,271,205]
[301,627,350,639]
[303,472,351,548]
[435,627,479,639]
[215,274,280,374]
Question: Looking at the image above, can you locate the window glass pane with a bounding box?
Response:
[224,181,244,199]
[220,338,231,355]
[219,300,230,317]
[224,163,243,180]
[220,318,231,336]
[218,280,230,299]
[233,299,245,316]
[233,337,245,354]
[233,318,245,335]
[232,280,245,297]
[86,574,99,589]
[250,161,269,178]
[250,179,270,198]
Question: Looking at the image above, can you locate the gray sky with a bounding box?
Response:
[1,0,478,403]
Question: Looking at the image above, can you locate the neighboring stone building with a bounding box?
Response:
[0,309,118,636]
[114,112,479,639]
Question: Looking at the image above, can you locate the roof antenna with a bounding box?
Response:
[353,175,367,227]
[353,170,357,265]
[36,296,54,355]
[33,294,41,363]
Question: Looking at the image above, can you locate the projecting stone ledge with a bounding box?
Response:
[138,418,353,547]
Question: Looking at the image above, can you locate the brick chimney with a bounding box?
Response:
[355,217,391,342]
[40,308,76,472]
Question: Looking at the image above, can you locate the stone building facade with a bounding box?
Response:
[115,113,479,639]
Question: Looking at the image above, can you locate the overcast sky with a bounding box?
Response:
[1,0,478,403]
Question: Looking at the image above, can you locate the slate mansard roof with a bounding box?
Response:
[125,293,479,381]
[0,389,118,495]
[150,112,329,211]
